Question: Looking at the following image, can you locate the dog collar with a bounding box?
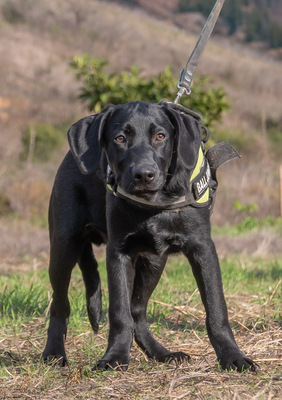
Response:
[106,146,212,211]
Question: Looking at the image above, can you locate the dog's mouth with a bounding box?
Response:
[116,185,165,206]
[123,185,162,197]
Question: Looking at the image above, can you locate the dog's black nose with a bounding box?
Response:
[133,166,156,185]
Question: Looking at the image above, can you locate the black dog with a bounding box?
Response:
[42,101,255,372]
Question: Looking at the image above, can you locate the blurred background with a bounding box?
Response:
[0,0,281,269]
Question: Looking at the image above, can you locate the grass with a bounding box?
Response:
[0,254,281,399]
[212,216,282,237]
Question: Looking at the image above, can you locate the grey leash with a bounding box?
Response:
[174,0,225,104]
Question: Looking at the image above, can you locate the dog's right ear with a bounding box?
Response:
[68,105,115,174]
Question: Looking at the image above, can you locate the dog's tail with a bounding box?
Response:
[78,243,102,333]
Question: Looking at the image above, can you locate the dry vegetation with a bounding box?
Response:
[1,331,281,400]
[0,279,281,399]
[0,1,281,399]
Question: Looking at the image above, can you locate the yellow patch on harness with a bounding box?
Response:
[190,148,210,205]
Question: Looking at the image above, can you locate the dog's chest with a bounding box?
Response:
[146,211,190,253]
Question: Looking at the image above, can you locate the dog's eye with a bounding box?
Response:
[115,135,126,143]
[156,133,165,142]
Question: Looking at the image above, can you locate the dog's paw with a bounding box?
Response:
[42,352,68,367]
[219,353,258,373]
[157,351,190,365]
[93,356,129,372]
[42,340,68,367]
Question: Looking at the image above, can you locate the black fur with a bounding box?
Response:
[42,101,256,372]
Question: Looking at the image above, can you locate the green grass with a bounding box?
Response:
[212,217,282,236]
[0,256,280,333]
[0,270,49,333]
[0,255,281,399]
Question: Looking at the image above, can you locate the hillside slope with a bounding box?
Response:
[0,0,281,260]
[1,0,282,157]
[117,0,282,48]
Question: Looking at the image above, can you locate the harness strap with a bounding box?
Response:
[106,146,213,211]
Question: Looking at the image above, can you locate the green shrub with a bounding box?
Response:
[245,11,267,43]
[269,20,282,48]
[236,216,282,233]
[178,0,214,15]
[0,190,13,216]
[70,55,230,130]
[22,123,65,162]
[234,200,258,213]
[210,127,253,152]
[2,0,26,24]
[234,201,282,234]
[179,0,243,35]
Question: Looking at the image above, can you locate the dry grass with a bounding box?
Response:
[0,294,281,399]
[0,252,281,399]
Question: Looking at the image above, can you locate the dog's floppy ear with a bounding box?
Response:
[68,105,115,174]
[162,103,203,171]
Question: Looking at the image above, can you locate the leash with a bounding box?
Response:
[174,0,225,104]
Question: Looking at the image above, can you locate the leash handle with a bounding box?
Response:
[174,0,225,104]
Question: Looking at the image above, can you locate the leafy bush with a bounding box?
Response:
[22,123,65,162]
[234,200,258,213]
[179,0,281,48]
[2,0,26,24]
[269,20,282,48]
[233,201,282,233]
[0,190,13,216]
[179,0,243,35]
[223,0,244,35]
[236,216,282,233]
[70,55,230,129]
[245,11,267,43]
[178,0,214,15]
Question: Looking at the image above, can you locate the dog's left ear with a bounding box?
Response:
[162,103,203,171]
[68,105,115,174]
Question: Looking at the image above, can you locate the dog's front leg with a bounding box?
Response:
[94,245,135,371]
[185,238,256,372]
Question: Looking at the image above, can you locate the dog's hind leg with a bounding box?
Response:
[78,242,102,333]
[131,254,190,364]
[42,238,81,366]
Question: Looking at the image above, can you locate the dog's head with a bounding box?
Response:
[68,101,202,198]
